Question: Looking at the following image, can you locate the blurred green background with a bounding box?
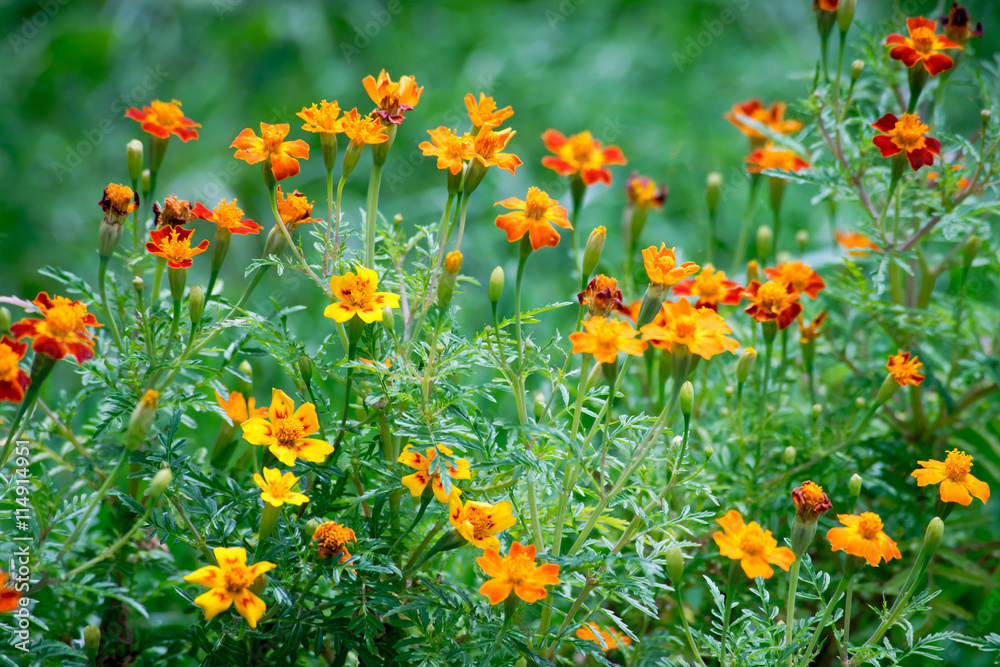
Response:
[1,0,998,663]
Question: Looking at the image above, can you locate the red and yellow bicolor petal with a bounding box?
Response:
[125,99,200,141]
[885,17,962,75]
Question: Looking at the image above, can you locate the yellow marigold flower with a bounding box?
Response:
[494,187,573,250]
[569,316,646,364]
[826,512,901,566]
[146,225,209,269]
[541,129,627,186]
[835,230,881,255]
[363,69,423,124]
[183,547,275,628]
[465,92,513,129]
[765,262,825,299]
[324,265,400,324]
[911,448,990,506]
[0,336,30,404]
[241,388,334,467]
[215,389,267,425]
[887,350,925,386]
[742,280,802,329]
[577,275,627,318]
[576,623,632,651]
[798,312,827,345]
[724,99,802,141]
[313,521,357,562]
[673,265,743,310]
[253,467,309,507]
[297,100,343,134]
[792,481,833,520]
[339,108,389,146]
[11,292,102,364]
[419,127,475,175]
[0,572,21,613]
[471,125,522,175]
[713,509,795,579]
[125,98,200,141]
[448,498,517,550]
[477,541,561,605]
[641,244,699,287]
[397,444,471,504]
[745,147,810,173]
[230,122,310,182]
[640,299,739,361]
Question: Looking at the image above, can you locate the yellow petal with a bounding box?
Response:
[193,588,234,621]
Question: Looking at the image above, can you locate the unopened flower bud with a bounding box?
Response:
[856,395,869,408]
[514,659,528,667]
[0,307,10,333]
[766,404,775,415]
[923,516,944,554]
[582,226,607,278]
[849,473,863,497]
[784,446,796,465]
[393,213,403,227]
[963,234,980,269]
[438,250,462,308]
[532,391,546,421]
[126,389,159,450]
[724,385,734,397]
[706,172,723,214]
[666,546,685,583]
[756,225,773,260]
[382,306,395,333]
[850,59,865,81]
[489,266,505,303]
[796,230,809,251]
[127,139,144,182]
[306,518,322,536]
[298,355,313,385]
[982,109,991,127]
[737,347,757,385]
[812,403,822,417]
[703,445,714,458]
[149,467,173,501]
[84,625,101,660]
[188,285,205,324]
[837,0,855,33]
[132,276,144,297]
[237,360,254,396]
[875,374,899,404]
[141,169,151,195]
[746,259,762,284]
[680,381,694,417]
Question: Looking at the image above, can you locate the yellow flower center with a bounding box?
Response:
[630,180,656,207]
[149,100,184,128]
[674,315,697,340]
[0,346,20,382]
[910,26,936,54]
[466,507,495,540]
[214,199,245,230]
[261,125,285,153]
[523,187,552,220]
[342,276,376,308]
[155,228,194,263]
[314,521,354,549]
[738,526,767,557]
[273,417,304,445]
[45,304,83,338]
[857,512,883,540]
[104,183,135,210]
[265,476,292,498]
[141,390,159,408]
[475,129,509,160]
[800,483,825,507]
[889,114,930,152]
[943,448,972,481]
[694,272,721,299]
[756,281,788,310]
[223,563,254,592]
[278,192,314,225]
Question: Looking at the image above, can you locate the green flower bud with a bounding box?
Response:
[746,259,762,285]
[737,347,757,385]
[849,473,863,497]
[515,659,528,667]
[382,306,396,333]
[0,307,10,333]
[703,445,714,458]
[981,109,991,127]
[489,266,505,303]
[850,59,865,81]
[188,285,205,324]
[532,391,546,421]
[875,374,900,404]
[666,546,685,583]
[796,230,809,251]
[141,169,151,195]
[837,0,855,33]
[132,276,144,298]
[149,467,173,501]
[680,381,694,416]
[84,625,101,660]
[306,518,322,536]
[724,385,734,397]
[783,446,796,465]
[923,516,944,554]
[167,266,186,303]
[299,355,313,385]
[581,226,607,278]
[393,213,403,227]
[127,139,144,182]
[963,235,981,269]
[812,403,822,417]
[756,224,773,261]
[706,172,722,214]
[437,251,462,309]
[237,360,254,397]
[126,390,159,450]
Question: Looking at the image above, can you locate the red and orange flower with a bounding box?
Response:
[465,93,513,130]
[577,275,627,318]
[673,265,743,310]
[713,510,795,579]
[146,226,209,269]
[275,187,323,234]
[99,183,138,223]
[470,124,522,176]
[363,70,423,124]
[835,230,881,255]
[827,513,901,566]
[1,572,21,612]
[871,113,940,172]
[625,172,667,209]
[940,3,983,47]
[569,316,646,364]
[230,122,310,181]
[886,17,962,76]
[477,542,561,605]
[0,336,30,403]
[11,293,102,363]
[724,99,802,143]
[153,194,194,228]
[125,99,200,142]
[313,521,357,562]
[192,199,261,236]
[743,280,802,329]
[887,350,925,386]
[397,443,471,504]
[419,127,475,175]
[745,147,810,174]
[541,129,627,186]
[494,187,573,250]
[640,299,739,361]
[765,262,825,299]
[911,448,990,506]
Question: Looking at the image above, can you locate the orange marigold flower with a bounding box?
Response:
[625,172,667,209]
[324,265,400,324]
[230,122,310,181]
[826,512,901,566]
[743,280,802,329]
[798,311,827,345]
[0,336,30,404]
[792,481,833,520]
[724,99,802,141]
[99,183,138,222]
[419,127,475,175]
[275,186,323,234]
[313,521,357,562]
[339,108,389,146]
[0,572,20,613]
[641,244,699,287]
[576,623,632,651]
[673,264,743,310]
[153,194,194,228]
[713,509,795,579]
[640,299,739,361]
[541,129,627,186]
[192,199,261,236]
[765,262,825,299]
[871,113,940,172]
[887,350,925,386]
[835,230,881,255]
[362,69,423,124]
[912,448,990,506]
[940,3,983,47]
[146,225,209,269]
[296,100,343,134]
[621,299,643,323]
[215,389,267,425]
[477,542,561,605]
[449,498,517,550]
[886,17,962,76]
[494,187,573,250]
[471,124,522,175]
[577,275,627,318]
[241,388,334,466]
[569,316,646,364]
[184,547,275,628]
[745,147,811,173]
[398,443,471,504]
[465,92,513,130]
[11,293,102,363]
[813,0,837,10]
[125,98,200,141]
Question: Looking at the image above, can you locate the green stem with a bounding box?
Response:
[160,299,181,363]
[676,587,710,667]
[451,190,470,253]
[66,506,153,578]
[98,257,124,353]
[796,565,854,667]
[730,177,760,276]
[56,449,130,562]
[365,163,384,268]
[0,364,52,468]
[720,562,739,667]
[842,576,854,663]
[334,174,347,257]
[784,558,802,665]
